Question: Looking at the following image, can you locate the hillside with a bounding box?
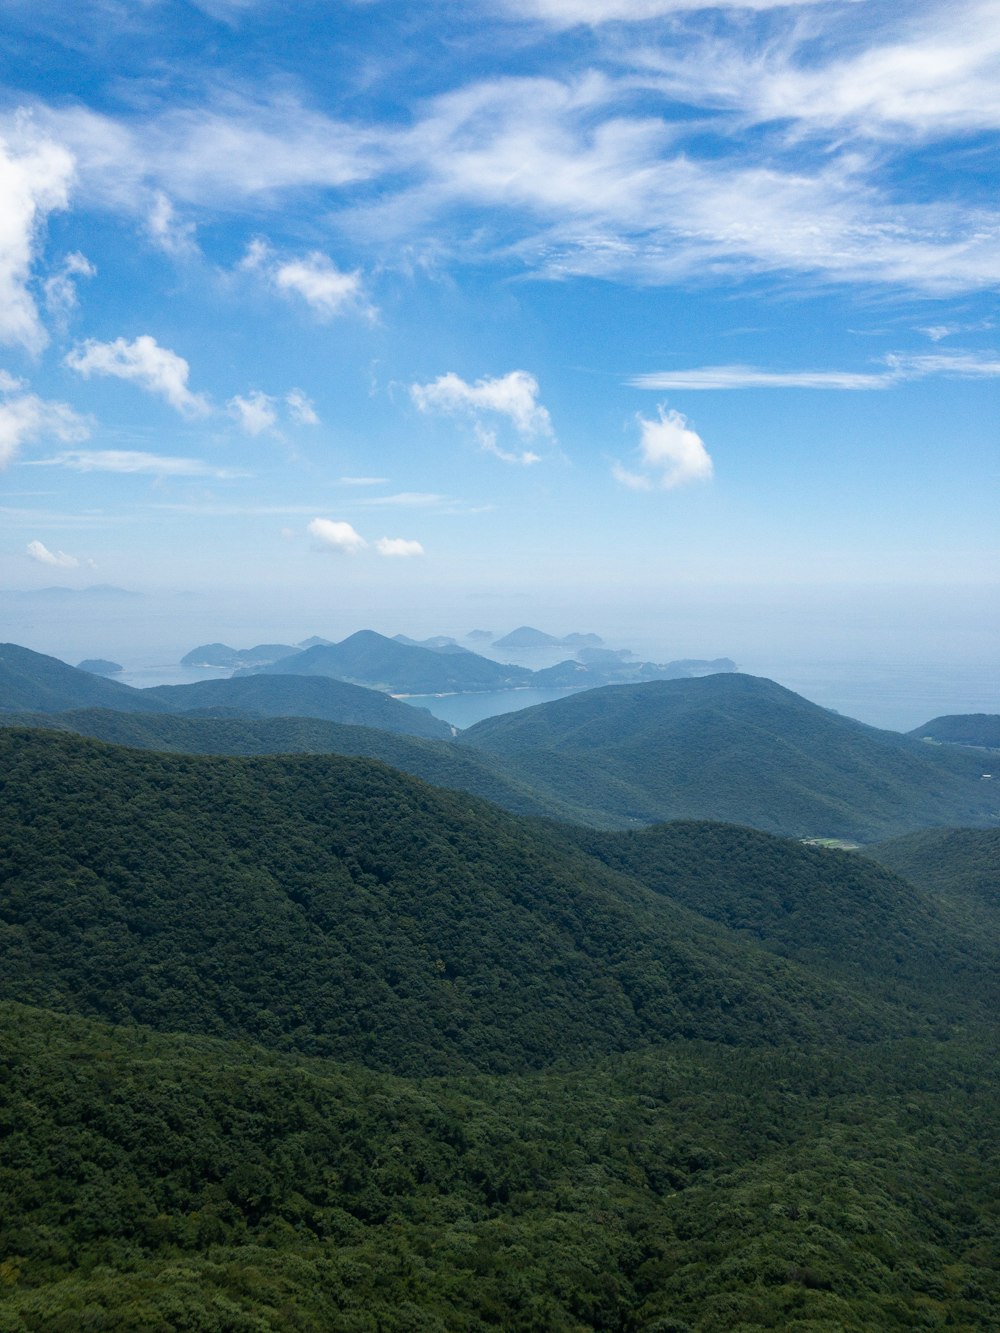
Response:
[0,728,925,1076]
[144,673,452,739]
[0,643,170,714]
[909,713,1000,749]
[0,708,591,823]
[866,827,1000,934]
[248,630,534,693]
[2,1002,996,1330]
[0,644,450,739]
[459,674,1000,840]
[561,821,996,1018]
[180,642,301,668]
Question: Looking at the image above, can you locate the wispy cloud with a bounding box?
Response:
[65,335,211,416]
[613,407,712,491]
[227,390,278,436]
[0,376,90,468]
[32,449,247,478]
[285,388,319,426]
[506,0,823,24]
[340,475,389,486]
[411,369,553,464]
[356,491,450,507]
[630,350,1000,390]
[43,251,95,323]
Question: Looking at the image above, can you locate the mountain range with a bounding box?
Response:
[0,641,998,1327]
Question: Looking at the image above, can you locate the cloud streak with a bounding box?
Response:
[33,449,247,477]
[630,350,1000,390]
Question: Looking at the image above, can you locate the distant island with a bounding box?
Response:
[76,659,123,677]
[494,626,604,648]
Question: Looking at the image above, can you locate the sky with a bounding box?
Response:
[0,0,998,664]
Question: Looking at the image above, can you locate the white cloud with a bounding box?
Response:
[0,125,75,353]
[65,335,210,417]
[275,253,369,318]
[375,537,425,557]
[307,517,368,554]
[615,407,713,491]
[285,388,319,425]
[340,475,389,486]
[147,190,198,257]
[641,0,1000,139]
[506,0,822,23]
[242,239,372,320]
[228,390,278,436]
[630,350,1000,391]
[26,539,78,569]
[43,251,95,321]
[411,369,554,463]
[33,449,246,478]
[0,378,90,469]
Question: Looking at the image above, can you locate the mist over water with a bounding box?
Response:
[2,582,996,733]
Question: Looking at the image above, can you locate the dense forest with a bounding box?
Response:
[0,651,998,1327]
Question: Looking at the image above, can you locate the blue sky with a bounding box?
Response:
[1,0,998,656]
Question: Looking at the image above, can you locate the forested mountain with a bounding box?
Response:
[909,713,1000,748]
[0,729,906,1075]
[246,630,534,693]
[0,643,172,714]
[1,725,999,1327]
[0,708,589,822]
[866,827,1000,932]
[460,673,1000,840]
[0,644,450,739]
[144,673,451,738]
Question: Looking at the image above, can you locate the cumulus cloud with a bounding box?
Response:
[0,377,90,469]
[242,239,372,320]
[375,537,424,557]
[614,407,713,491]
[26,539,79,568]
[33,449,246,478]
[0,126,75,353]
[307,517,368,554]
[43,251,95,321]
[285,388,319,425]
[65,335,210,417]
[228,390,278,436]
[411,369,553,464]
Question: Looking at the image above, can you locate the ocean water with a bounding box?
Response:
[2,592,996,733]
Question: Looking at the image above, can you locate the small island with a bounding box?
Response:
[76,658,124,677]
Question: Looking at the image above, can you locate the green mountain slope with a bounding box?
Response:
[909,713,1000,749]
[1,1002,996,1331]
[0,729,912,1075]
[866,827,1000,936]
[248,630,533,693]
[0,643,171,714]
[144,673,452,738]
[459,674,1000,840]
[559,821,997,1019]
[0,644,450,739]
[0,708,590,822]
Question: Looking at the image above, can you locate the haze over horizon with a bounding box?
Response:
[0,0,997,675]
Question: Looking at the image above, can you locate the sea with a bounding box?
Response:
[2,591,996,734]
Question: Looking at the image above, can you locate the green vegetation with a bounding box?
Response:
[250,630,534,693]
[0,1004,996,1331]
[866,827,1000,938]
[460,674,1000,840]
[909,713,1000,750]
[1,693,999,1327]
[0,643,451,739]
